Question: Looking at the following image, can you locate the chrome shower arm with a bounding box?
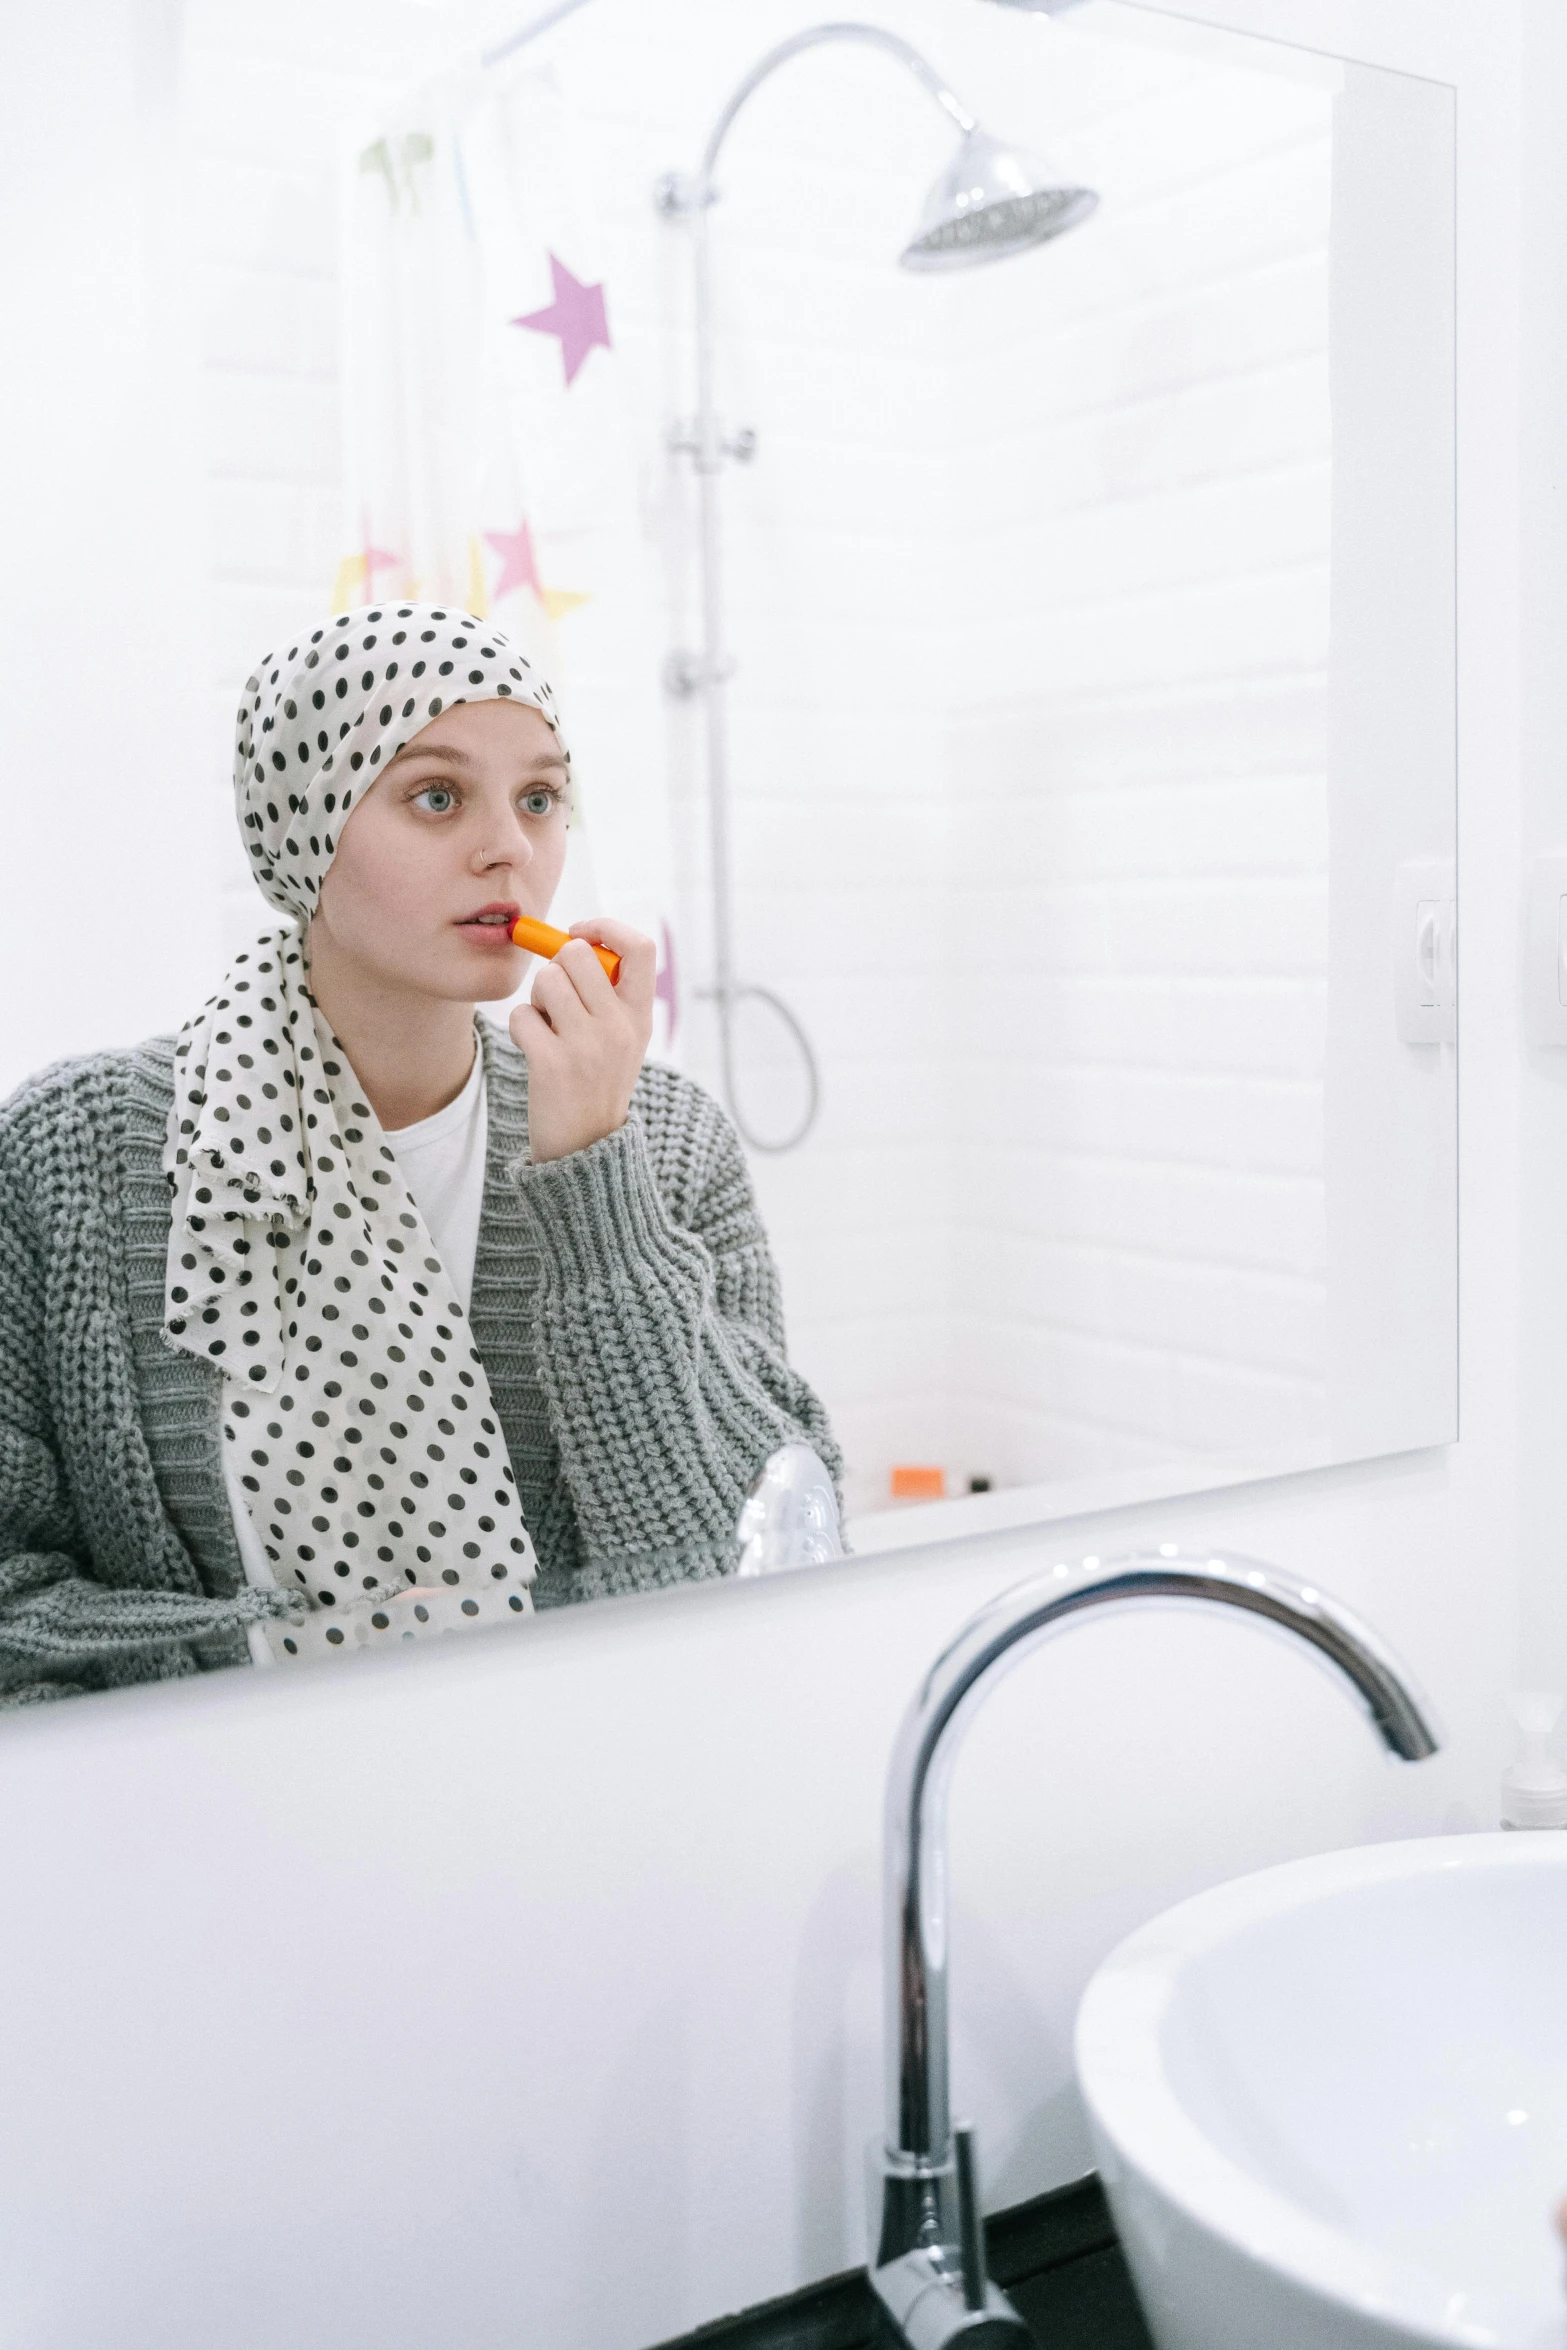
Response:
[699,22,977,185]
[882,1549,1438,2178]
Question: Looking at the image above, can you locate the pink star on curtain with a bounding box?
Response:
[361,513,400,586]
[512,254,611,388]
[483,521,543,602]
[654,919,679,1043]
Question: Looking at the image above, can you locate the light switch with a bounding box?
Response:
[1416,900,1444,1008]
[1394,858,1456,1044]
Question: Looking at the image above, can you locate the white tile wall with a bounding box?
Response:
[179,0,1337,1520]
[182,0,461,948]
[632,4,1335,1512]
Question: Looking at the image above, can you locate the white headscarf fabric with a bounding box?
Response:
[163,604,565,1661]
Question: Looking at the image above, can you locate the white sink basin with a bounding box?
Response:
[1075,1834,1567,2350]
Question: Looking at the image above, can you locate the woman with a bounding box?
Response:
[0,603,837,1703]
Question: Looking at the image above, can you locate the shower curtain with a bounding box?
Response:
[336,67,680,1056]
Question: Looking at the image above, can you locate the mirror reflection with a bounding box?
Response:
[0,0,1456,1710]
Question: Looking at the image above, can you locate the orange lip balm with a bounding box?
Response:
[510,913,620,985]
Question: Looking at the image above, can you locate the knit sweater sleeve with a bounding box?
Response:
[507,1077,841,1599]
[0,1062,296,1706]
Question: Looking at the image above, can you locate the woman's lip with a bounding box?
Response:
[457,902,521,928]
[457,919,521,943]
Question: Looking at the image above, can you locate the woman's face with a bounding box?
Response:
[310,698,570,1002]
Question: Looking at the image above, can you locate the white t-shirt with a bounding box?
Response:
[225,1044,491,1660]
[379,1040,489,1318]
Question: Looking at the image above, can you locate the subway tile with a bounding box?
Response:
[958,678,1328,790]
[203,372,340,486]
[947,462,1331,616]
[960,1066,1325,1177]
[965,1147,1327,1277]
[953,1231,1327,1378]
[208,477,340,592]
[954,562,1332,704]
[197,265,339,379]
[184,157,336,273]
[185,52,401,172]
[209,582,338,684]
[950,252,1329,457]
[1168,1352,1327,1454]
[960,353,1331,516]
[934,875,1329,980]
[956,776,1329,885]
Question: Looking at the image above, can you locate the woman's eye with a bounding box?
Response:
[523,788,558,816]
[412,785,456,814]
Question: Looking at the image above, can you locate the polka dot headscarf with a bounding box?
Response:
[162,604,567,1662]
[233,599,567,923]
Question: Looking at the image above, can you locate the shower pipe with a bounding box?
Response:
[656,25,1003,1156]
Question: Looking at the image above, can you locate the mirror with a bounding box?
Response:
[645,4,1458,1547]
[0,0,1455,1706]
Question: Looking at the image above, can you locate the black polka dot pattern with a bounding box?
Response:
[228,600,566,925]
[161,604,557,1662]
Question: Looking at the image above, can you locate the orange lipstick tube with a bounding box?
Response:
[510,913,621,985]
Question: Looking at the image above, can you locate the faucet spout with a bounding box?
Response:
[870,1547,1438,2334]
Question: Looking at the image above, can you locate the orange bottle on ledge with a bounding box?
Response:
[890,1466,946,1501]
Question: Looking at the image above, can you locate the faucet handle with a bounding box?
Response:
[869,2126,1035,2345]
[869,2242,1034,2346]
[953,2126,988,2313]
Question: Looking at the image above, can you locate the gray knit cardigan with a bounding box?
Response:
[0,1022,839,1707]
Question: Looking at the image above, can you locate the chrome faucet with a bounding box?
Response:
[736,1444,845,1576]
[868,1547,1439,2346]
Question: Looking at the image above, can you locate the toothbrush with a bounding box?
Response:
[510,913,621,985]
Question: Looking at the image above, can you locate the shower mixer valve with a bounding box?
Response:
[663,649,736,700]
[653,168,715,217]
[667,418,757,469]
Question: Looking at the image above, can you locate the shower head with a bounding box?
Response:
[901,127,1097,270]
[672,25,1098,276]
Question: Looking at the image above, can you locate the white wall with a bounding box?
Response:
[0,0,216,1088]
[1518,0,1567,1691]
[0,4,1540,2349]
[0,1455,1507,2350]
[183,0,463,958]
[634,3,1346,1514]
[1322,62,1458,1462]
[944,33,1337,1496]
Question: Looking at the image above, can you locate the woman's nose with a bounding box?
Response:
[471,829,533,872]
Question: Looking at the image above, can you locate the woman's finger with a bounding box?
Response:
[570,917,657,1024]
[553,935,620,1014]
[569,915,652,958]
[508,1000,563,1060]
[530,953,594,1037]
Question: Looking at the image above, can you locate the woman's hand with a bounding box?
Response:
[508,917,656,1164]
